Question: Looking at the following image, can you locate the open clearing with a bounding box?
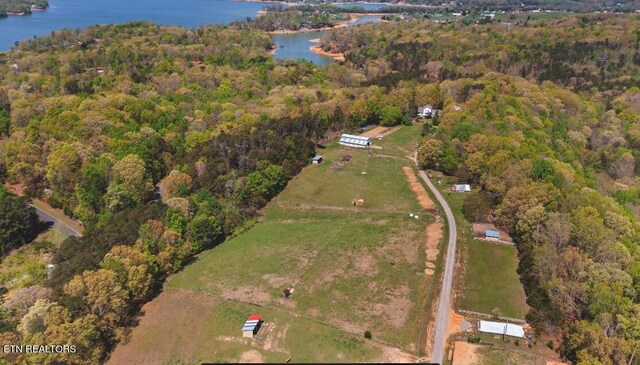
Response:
[109,125,435,363]
[459,240,526,319]
[451,340,552,365]
[433,185,527,320]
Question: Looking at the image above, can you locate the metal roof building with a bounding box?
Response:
[241,315,262,338]
[454,184,471,192]
[485,230,500,239]
[339,134,371,148]
[478,320,525,338]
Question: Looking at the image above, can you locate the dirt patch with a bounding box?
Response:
[426,220,443,261]
[452,341,480,365]
[368,285,412,329]
[403,166,436,211]
[221,285,272,305]
[472,223,514,244]
[276,297,297,309]
[424,268,434,276]
[447,308,466,338]
[379,228,420,264]
[239,350,264,363]
[360,126,401,138]
[262,274,293,288]
[331,155,352,169]
[379,346,419,363]
[353,251,379,276]
[426,262,436,269]
[296,250,318,271]
[261,322,290,354]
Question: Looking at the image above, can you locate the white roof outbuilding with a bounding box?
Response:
[339,134,371,148]
[477,320,525,338]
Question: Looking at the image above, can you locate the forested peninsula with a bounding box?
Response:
[0,0,47,16]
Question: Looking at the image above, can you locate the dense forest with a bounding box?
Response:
[319,15,640,93]
[0,13,638,365]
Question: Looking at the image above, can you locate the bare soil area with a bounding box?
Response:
[361,126,402,138]
[472,223,513,244]
[452,341,480,365]
[403,166,436,211]
[239,350,265,363]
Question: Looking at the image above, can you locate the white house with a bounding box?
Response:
[417,105,433,118]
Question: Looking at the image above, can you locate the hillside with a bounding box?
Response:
[0,14,638,365]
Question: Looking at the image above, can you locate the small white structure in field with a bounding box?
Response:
[478,320,525,338]
[414,215,419,219]
[312,155,323,165]
[410,213,414,217]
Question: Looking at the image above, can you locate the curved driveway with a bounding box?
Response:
[417,169,457,365]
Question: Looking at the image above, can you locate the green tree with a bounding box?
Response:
[0,194,46,254]
[187,216,224,252]
[418,138,444,170]
[45,143,82,198]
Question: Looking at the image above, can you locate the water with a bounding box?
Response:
[271,15,380,65]
[0,0,380,65]
[0,0,279,51]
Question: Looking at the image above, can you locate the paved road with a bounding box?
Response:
[417,169,457,364]
[32,204,82,237]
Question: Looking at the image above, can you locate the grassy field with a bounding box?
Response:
[433,178,527,320]
[109,124,434,364]
[460,241,526,319]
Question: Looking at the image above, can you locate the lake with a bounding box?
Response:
[0,0,380,65]
[0,0,279,51]
[271,15,380,65]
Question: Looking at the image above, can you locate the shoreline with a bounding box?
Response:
[268,15,357,34]
[268,14,380,34]
[308,43,345,61]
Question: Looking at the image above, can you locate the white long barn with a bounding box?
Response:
[339,134,371,148]
[478,320,525,338]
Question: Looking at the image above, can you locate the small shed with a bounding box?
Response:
[485,230,500,239]
[478,320,525,338]
[312,155,323,165]
[241,315,262,338]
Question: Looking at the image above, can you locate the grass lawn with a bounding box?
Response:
[433,176,527,320]
[459,241,526,319]
[111,124,436,363]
